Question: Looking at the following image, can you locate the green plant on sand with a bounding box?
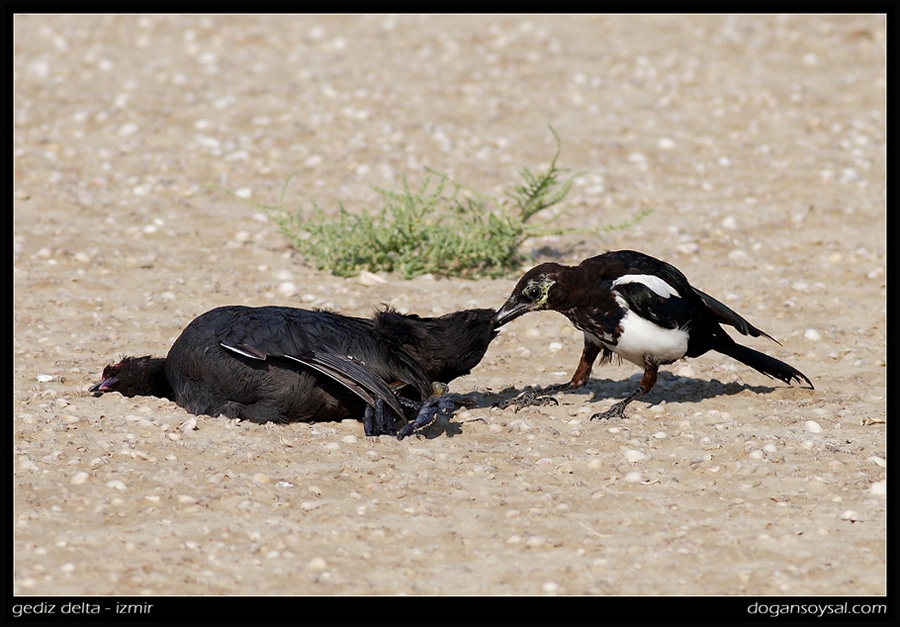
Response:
[244,128,649,279]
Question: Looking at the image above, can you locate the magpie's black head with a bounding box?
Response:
[493,263,568,327]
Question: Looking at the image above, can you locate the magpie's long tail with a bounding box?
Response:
[718,342,814,389]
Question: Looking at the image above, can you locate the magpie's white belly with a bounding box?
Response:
[602,309,689,367]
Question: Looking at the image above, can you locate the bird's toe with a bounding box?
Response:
[590,403,628,421]
[397,395,457,440]
[495,386,561,412]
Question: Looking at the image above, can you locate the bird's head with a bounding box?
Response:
[89,359,127,396]
[493,263,566,327]
[89,356,170,399]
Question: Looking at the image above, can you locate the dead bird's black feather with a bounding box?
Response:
[91,305,498,437]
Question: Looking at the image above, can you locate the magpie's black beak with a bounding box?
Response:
[493,298,531,328]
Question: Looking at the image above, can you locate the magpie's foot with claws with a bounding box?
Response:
[589,386,646,421]
[589,402,628,421]
[494,386,562,412]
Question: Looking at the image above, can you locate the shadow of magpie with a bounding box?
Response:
[486,370,783,413]
[407,372,784,438]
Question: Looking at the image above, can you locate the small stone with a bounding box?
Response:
[624,450,647,463]
[359,270,387,286]
[277,282,297,297]
[71,472,89,485]
[721,216,738,230]
[657,137,676,149]
[805,420,823,434]
[804,329,822,341]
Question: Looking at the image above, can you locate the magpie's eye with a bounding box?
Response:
[522,285,542,302]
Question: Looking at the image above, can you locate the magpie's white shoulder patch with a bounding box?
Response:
[612,273,681,299]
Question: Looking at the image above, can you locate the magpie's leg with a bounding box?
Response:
[591,362,659,420]
[569,340,601,388]
[497,341,601,411]
[397,396,457,440]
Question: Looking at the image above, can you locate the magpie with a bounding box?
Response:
[493,250,813,419]
[90,305,498,439]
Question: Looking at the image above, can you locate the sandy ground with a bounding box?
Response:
[13,14,887,609]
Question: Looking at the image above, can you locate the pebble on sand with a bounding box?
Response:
[624,450,647,463]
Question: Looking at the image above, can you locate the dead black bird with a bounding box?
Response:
[493,250,813,419]
[90,305,498,438]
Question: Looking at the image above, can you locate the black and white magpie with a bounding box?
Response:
[90,305,498,439]
[493,250,813,419]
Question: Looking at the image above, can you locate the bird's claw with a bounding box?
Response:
[397,395,457,440]
[495,386,560,412]
[590,402,628,421]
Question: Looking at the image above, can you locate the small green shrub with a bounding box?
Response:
[243,128,649,279]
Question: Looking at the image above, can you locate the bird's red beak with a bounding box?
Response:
[88,377,116,395]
